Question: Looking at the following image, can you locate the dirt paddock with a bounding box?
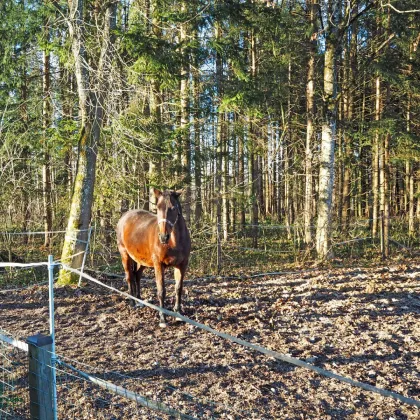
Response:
[1,262,419,419]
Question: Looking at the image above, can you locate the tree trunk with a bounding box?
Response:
[250,28,258,247]
[148,0,162,213]
[238,119,246,227]
[58,0,117,284]
[192,32,202,227]
[407,35,415,236]
[316,12,337,260]
[372,12,383,238]
[215,22,223,265]
[285,59,292,240]
[380,131,390,258]
[304,0,316,245]
[21,70,30,243]
[180,0,191,223]
[42,19,53,248]
[222,112,229,241]
[249,122,258,247]
[372,74,381,237]
[341,18,357,230]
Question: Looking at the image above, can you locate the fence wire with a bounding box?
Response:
[54,357,218,419]
[1,217,419,280]
[0,329,234,419]
[0,230,89,291]
[0,330,29,419]
[88,219,419,277]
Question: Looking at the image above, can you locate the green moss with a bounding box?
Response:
[56,267,79,285]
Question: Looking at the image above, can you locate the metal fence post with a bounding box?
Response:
[27,334,54,420]
[48,255,58,420]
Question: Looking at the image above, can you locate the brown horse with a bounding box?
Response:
[116,189,191,327]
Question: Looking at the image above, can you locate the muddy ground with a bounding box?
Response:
[1,261,419,419]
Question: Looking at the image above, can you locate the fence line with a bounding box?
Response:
[3,257,420,414]
[0,332,28,352]
[55,351,238,417]
[60,263,420,409]
[332,237,373,246]
[57,360,197,420]
[0,329,30,418]
[0,229,90,236]
[85,267,319,284]
[0,261,49,268]
[0,330,197,419]
[0,213,410,238]
[54,250,85,263]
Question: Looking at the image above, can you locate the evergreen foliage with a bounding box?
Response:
[0,0,419,265]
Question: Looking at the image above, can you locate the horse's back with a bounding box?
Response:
[117,209,157,248]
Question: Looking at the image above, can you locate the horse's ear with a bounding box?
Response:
[173,189,183,199]
[153,188,162,198]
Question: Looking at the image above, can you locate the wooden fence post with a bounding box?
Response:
[27,334,54,420]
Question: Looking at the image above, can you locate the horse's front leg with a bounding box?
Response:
[119,248,136,307]
[173,261,188,320]
[154,261,167,328]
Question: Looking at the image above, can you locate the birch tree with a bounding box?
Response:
[315,0,339,260]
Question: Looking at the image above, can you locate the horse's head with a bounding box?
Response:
[154,189,182,244]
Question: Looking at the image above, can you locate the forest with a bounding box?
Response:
[0,0,419,281]
[1,2,420,418]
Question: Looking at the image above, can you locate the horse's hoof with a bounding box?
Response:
[159,322,167,328]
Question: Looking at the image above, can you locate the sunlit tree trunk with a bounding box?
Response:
[316,0,337,260]
[372,13,383,238]
[214,21,224,264]
[192,28,202,227]
[20,63,31,243]
[148,0,162,213]
[238,119,246,227]
[58,0,117,284]
[42,9,53,248]
[180,0,191,223]
[372,74,381,238]
[232,117,238,229]
[380,10,392,257]
[407,32,416,236]
[341,19,357,230]
[222,112,229,241]
[249,28,258,247]
[304,0,316,245]
[284,57,293,240]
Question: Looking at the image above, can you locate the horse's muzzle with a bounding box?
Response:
[159,233,170,244]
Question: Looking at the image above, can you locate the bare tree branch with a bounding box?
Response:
[381,1,420,14]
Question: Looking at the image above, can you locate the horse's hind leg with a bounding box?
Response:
[119,247,136,307]
[134,265,145,308]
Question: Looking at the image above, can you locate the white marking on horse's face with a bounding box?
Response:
[156,192,179,237]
